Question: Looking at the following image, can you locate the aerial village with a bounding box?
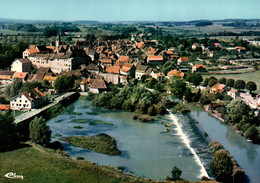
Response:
[0,33,259,120]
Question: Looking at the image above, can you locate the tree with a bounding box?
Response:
[4,78,23,99]
[226,78,235,88]
[29,116,51,147]
[246,81,257,93]
[218,77,227,84]
[202,78,210,86]
[169,78,187,99]
[210,150,234,182]
[186,73,203,86]
[171,166,182,181]
[208,78,217,87]
[54,75,75,93]
[225,98,253,124]
[234,79,245,90]
[0,111,18,150]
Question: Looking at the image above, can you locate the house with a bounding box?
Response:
[85,64,100,74]
[23,45,50,58]
[135,62,149,80]
[10,88,47,110]
[177,57,189,65]
[120,63,135,78]
[0,105,10,112]
[43,75,57,86]
[12,72,28,82]
[227,89,240,99]
[150,71,165,81]
[136,42,145,49]
[11,58,32,73]
[235,46,246,53]
[106,65,120,74]
[116,56,130,68]
[211,83,229,94]
[192,65,207,73]
[28,51,86,74]
[147,55,164,65]
[99,59,113,67]
[214,43,222,48]
[0,71,15,85]
[192,43,200,50]
[80,78,108,93]
[167,69,185,78]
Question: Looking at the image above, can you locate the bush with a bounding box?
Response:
[210,149,234,182]
[29,116,51,147]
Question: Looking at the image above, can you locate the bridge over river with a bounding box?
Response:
[14,92,77,124]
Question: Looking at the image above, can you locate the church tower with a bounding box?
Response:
[56,34,60,53]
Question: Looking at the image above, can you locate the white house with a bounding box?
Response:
[10,88,47,110]
[28,52,85,74]
[227,89,240,99]
[11,58,32,73]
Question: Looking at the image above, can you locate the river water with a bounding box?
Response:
[47,100,260,182]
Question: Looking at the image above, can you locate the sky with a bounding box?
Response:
[0,0,260,22]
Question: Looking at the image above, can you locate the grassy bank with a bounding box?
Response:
[60,134,121,156]
[0,143,148,183]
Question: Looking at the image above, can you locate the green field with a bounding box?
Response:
[202,70,260,93]
[0,143,148,183]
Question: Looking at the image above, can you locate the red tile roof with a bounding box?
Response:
[13,72,28,79]
[100,59,112,64]
[194,64,206,69]
[0,105,10,110]
[179,57,189,62]
[25,48,40,54]
[235,46,246,50]
[136,42,145,49]
[106,65,120,74]
[167,70,185,78]
[117,56,129,62]
[121,63,133,72]
[147,55,164,61]
[212,83,227,93]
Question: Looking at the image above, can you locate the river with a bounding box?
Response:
[47,99,260,182]
[188,104,260,183]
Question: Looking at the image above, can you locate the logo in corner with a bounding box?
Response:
[5,172,24,180]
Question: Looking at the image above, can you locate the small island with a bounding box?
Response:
[60,133,121,156]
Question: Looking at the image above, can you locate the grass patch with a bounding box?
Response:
[54,133,62,137]
[71,111,83,115]
[70,116,76,118]
[60,134,121,156]
[88,120,113,126]
[55,119,63,123]
[86,111,98,115]
[74,125,84,129]
[0,144,146,183]
[72,119,89,123]
[72,119,113,126]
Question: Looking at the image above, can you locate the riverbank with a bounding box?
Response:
[202,104,255,142]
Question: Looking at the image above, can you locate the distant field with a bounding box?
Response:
[202,70,260,93]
